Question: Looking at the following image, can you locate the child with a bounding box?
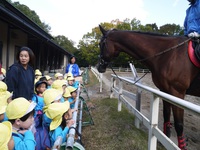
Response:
[0,121,14,150]
[51,80,67,103]
[45,75,53,89]
[67,86,77,109]
[0,81,12,122]
[6,97,36,150]
[67,72,79,88]
[55,72,63,80]
[0,105,7,122]
[45,101,75,148]
[63,88,71,101]
[0,81,12,105]
[32,80,47,115]
[34,69,42,83]
[42,88,63,127]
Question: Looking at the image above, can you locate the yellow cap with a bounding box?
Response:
[55,73,63,78]
[0,105,6,114]
[0,121,12,150]
[35,69,42,76]
[45,101,70,131]
[67,72,73,78]
[45,75,52,81]
[43,89,63,106]
[67,86,77,93]
[1,68,6,76]
[6,97,36,119]
[0,81,12,106]
[63,88,71,98]
[52,80,66,92]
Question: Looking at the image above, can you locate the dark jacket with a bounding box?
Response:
[6,63,35,100]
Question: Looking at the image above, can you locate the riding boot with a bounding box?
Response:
[177,134,187,150]
[163,122,172,137]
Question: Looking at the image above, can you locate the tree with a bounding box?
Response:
[159,24,184,36]
[53,35,77,54]
[10,1,51,33]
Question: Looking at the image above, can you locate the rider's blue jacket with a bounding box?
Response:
[184,0,200,35]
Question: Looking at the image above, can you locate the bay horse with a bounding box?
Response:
[97,25,200,150]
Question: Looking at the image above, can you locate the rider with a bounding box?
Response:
[184,0,200,60]
[184,0,200,37]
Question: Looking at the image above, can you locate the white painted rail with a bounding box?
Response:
[111,74,200,150]
[91,67,103,92]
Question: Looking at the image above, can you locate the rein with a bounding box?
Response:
[138,38,191,62]
[109,63,149,85]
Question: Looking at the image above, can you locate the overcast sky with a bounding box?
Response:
[12,0,189,45]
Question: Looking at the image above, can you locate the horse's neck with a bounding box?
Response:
[114,33,179,70]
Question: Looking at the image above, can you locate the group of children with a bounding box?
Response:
[0,69,80,150]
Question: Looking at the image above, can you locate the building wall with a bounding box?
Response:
[0,20,27,68]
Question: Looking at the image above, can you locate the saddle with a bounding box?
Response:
[188,39,200,68]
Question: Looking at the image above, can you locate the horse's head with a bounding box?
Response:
[97,25,117,73]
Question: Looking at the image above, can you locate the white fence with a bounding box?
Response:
[91,67,103,92]
[92,64,200,150]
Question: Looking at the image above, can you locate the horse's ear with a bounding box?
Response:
[99,25,107,36]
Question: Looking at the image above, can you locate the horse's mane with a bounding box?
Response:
[111,28,179,37]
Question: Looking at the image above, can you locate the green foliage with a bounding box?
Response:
[53,35,77,54]
[159,23,184,35]
[10,1,51,33]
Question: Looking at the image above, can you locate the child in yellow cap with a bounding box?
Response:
[6,97,36,150]
[42,88,63,127]
[67,72,79,89]
[54,72,63,80]
[45,75,53,89]
[0,81,12,122]
[51,79,67,103]
[67,86,78,109]
[0,121,14,150]
[0,81,12,105]
[45,101,74,148]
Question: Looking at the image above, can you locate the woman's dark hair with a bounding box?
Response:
[8,109,35,124]
[69,55,75,64]
[16,46,35,67]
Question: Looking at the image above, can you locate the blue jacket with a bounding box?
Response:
[32,95,44,114]
[49,126,69,147]
[12,130,36,150]
[6,63,35,100]
[65,64,80,77]
[184,0,200,35]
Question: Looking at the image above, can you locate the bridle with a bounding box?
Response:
[98,34,109,66]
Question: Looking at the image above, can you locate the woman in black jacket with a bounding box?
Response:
[6,46,35,101]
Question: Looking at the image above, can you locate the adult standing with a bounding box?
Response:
[184,0,200,37]
[6,46,35,100]
[65,55,80,77]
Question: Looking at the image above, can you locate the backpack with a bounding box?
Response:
[33,94,51,150]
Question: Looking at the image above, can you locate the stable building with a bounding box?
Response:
[0,0,71,74]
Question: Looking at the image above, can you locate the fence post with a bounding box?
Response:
[148,94,159,150]
[99,73,102,92]
[118,79,123,112]
[110,77,116,98]
[135,87,142,128]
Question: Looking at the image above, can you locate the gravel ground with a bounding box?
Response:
[96,70,200,150]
